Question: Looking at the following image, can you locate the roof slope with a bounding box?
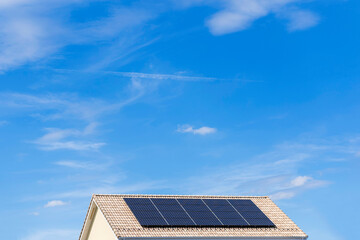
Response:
[88,194,307,239]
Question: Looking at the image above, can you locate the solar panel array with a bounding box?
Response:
[124,198,275,227]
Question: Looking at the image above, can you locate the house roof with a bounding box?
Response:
[82,194,308,239]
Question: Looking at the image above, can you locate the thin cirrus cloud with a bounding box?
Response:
[0,75,156,122]
[177,125,217,135]
[111,71,217,82]
[0,0,156,71]
[32,124,105,151]
[0,77,170,152]
[0,92,110,122]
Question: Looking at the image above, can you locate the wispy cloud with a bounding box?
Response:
[32,123,105,151]
[0,1,157,71]
[0,120,8,126]
[111,71,217,82]
[284,9,320,31]
[44,200,67,208]
[270,175,329,200]
[0,73,156,121]
[177,125,217,135]
[0,93,110,121]
[180,135,358,198]
[0,11,64,71]
[55,160,108,170]
[0,72,169,153]
[27,180,167,202]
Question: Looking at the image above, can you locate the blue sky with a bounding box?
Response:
[0,0,359,239]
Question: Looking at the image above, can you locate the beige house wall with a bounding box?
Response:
[85,206,117,240]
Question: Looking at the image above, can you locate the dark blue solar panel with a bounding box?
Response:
[246,218,274,226]
[228,199,253,206]
[221,218,249,226]
[228,199,275,227]
[240,211,268,218]
[124,198,151,204]
[214,211,243,218]
[178,199,222,226]
[203,199,248,227]
[124,198,168,226]
[228,200,261,212]
[203,199,229,205]
[151,198,195,226]
[137,218,168,226]
[177,199,207,208]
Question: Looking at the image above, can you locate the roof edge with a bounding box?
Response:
[118,237,308,240]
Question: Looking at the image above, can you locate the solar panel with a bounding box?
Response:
[246,218,274,226]
[228,199,275,227]
[151,198,195,226]
[203,199,248,226]
[124,198,168,226]
[178,199,222,226]
[124,198,275,228]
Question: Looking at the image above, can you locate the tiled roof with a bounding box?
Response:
[84,194,308,239]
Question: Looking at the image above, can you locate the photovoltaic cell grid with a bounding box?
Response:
[124,198,275,228]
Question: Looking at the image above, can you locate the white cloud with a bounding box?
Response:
[44,200,67,208]
[21,229,77,240]
[290,175,312,187]
[285,10,320,31]
[177,125,217,135]
[179,0,319,35]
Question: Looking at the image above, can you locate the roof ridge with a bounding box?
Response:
[93,193,270,198]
